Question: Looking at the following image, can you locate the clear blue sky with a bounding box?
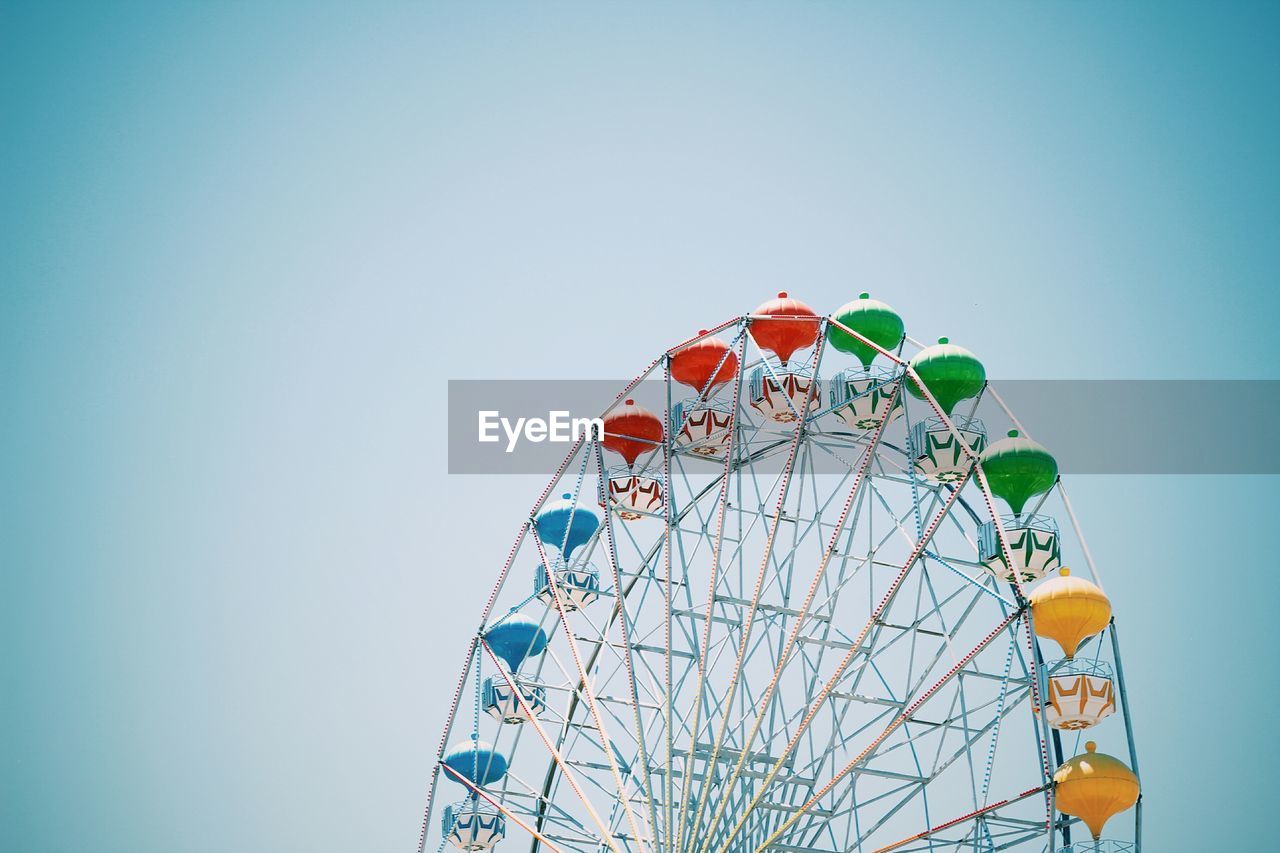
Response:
[3,2,1277,851]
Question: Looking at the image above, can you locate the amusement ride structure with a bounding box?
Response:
[419,293,1141,853]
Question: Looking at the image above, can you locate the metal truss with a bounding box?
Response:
[418,315,1140,853]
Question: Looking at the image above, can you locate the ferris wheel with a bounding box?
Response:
[419,292,1142,853]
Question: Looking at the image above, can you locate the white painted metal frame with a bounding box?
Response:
[418,313,1140,853]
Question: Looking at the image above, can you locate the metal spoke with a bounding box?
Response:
[423,308,1138,853]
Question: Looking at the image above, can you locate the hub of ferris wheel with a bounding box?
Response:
[423,293,1141,853]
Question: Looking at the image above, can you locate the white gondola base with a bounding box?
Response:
[750,372,820,423]
[673,404,734,457]
[979,520,1062,583]
[831,374,902,431]
[911,425,987,483]
[1058,842,1135,853]
[1043,668,1117,731]
[605,475,664,520]
[535,563,601,611]
[443,801,506,851]
[482,675,547,724]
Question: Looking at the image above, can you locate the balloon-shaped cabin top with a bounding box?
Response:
[442,738,509,788]
[906,337,986,417]
[979,430,1059,517]
[1052,741,1140,840]
[748,292,820,366]
[671,331,739,393]
[826,292,905,369]
[602,399,664,468]
[1029,568,1112,659]
[534,494,601,559]
[484,612,549,671]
